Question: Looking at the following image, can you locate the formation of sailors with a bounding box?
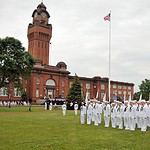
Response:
[80,99,150,132]
[0,100,29,107]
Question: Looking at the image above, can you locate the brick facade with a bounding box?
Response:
[0,3,134,102]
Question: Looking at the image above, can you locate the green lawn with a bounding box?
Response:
[0,106,150,150]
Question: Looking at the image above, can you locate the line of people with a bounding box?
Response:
[0,100,29,107]
[80,99,150,132]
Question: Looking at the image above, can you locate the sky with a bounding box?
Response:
[0,0,150,92]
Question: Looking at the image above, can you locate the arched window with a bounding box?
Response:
[46,79,55,87]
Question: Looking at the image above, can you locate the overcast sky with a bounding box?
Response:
[0,0,150,91]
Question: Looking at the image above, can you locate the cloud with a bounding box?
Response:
[0,0,150,92]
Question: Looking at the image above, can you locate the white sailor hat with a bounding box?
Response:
[124,101,128,103]
[140,99,146,103]
[111,102,115,106]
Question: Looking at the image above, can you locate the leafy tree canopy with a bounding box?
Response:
[133,79,150,101]
[0,37,35,88]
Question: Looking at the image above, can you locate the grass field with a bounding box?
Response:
[0,106,150,150]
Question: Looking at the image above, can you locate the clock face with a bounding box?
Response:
[41,12,47,18]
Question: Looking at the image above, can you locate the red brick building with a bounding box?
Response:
[0,3,134,102]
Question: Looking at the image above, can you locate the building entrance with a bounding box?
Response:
[46,79,56,99]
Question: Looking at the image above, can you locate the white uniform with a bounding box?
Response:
[44,102,47,110]
[119,104,124,129]
[87,103,93,125]
[136,104,141,128]
[111,105,117,128]
[147,104,150,127]
[91,103,95,122]
[80,105,86,124]
[74,103,78,115]
[93,103,99,126]
[124,104,130,130]
[97,103,103,124]
[62,103,67,116]
[103,103,111,127]
[49,102,53,110]
[140,104,147,132]
[129,104,136,131]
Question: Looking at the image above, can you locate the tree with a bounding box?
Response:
[133,91,141,100]
[67,74,82,104]
[0,37,35,96]
[133,79,150,101]
[139,79,150,100]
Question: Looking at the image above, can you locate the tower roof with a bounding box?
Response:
[37,2,46,10]
[32,2,50,18]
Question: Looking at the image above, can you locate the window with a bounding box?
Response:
[81,83,83,97]
[62,81,65,87]
[46,79,55,86]
[14,88,21,97]
[62,90,65,98]
[123,86,127,89]
[36,88,39,97]
[118,85,122,89]
[101,92,105,99]
[86,83,90,89]
[128,86,131,90]
[113,84,117,89]
[113,90,117,95]
[128,91,131,95]
[118,91,122,95]
[36,76,40,85]
[123,91,127,95]
[101,84,105,90]
[86,91,90,99]
[0,87,8,96]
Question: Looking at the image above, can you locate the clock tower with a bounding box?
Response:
[27,2,52,65]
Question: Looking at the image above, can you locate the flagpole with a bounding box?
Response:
[108,10,111,102]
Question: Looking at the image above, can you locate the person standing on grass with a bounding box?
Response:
[49,101,53,111]
[103,101,111,127]
[111,102,117,128]
[97,101,103,125]
[74,102,78,115]
[136,101,141,129]
[140,100,147,132]
[80,102,86,124]
[124,101,130,130]
[62,102,67,116]
[128,101,136,131]
[146,101,150,127]
[87,102,93,125]
[117,101,124,129]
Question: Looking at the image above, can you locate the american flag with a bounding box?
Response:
[104,13,111,21]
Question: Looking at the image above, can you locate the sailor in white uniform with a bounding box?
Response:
[80,102,87,124]
[111,102,117,128]
[87,102,93,125]
[74,102,79,115]
[103,101,111,127]
[62,102,67,116]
